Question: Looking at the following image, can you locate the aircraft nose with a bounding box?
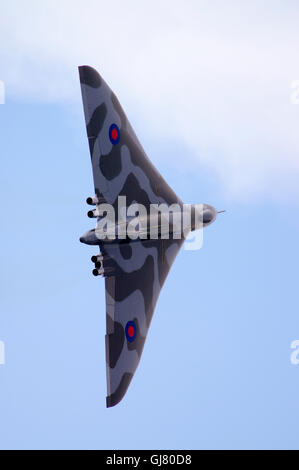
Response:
[202,204,217,225]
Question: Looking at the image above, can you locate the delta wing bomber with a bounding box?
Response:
[78,65,218,407]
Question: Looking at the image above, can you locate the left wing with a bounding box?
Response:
[78,65,183,218]
[100,237,184,407]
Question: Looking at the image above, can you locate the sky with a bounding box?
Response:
[0,0,299,450]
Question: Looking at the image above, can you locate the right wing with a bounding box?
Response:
[100,236,184,407]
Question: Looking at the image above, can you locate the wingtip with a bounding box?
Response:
[106,395,118,408]
[106,393,124,408]
[106,372,133,409]
[78,65,102,88]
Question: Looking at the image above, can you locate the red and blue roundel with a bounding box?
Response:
[109,123,120,145]
[125,321,136,342]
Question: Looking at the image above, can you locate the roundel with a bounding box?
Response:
[125,321,137,342]
[109,123,120,145]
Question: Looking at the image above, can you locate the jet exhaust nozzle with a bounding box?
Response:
[86,195,106,205]
[88,209,99,218]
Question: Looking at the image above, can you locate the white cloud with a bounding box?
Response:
[1,0,299,202]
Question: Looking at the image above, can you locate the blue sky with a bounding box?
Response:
[1,1,299,450]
